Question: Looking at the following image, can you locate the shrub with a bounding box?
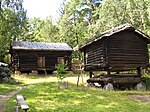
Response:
[55,64,67,81]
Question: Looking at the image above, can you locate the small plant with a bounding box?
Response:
[55,64,67,81]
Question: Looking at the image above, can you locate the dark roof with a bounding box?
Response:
[11,41,73,51]
[80,23,150,50]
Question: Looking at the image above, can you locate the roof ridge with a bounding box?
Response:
[11,41,72,51]
[80,23,150,50]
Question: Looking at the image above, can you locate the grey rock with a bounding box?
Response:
[2,77,9,82]
[103,83,114,91]
[87,82,95,87]
[136,82,146,91]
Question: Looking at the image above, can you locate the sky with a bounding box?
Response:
[23,0,62,21]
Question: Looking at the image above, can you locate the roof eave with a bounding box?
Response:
[12,48,73,52]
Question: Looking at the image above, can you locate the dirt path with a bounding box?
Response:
[0,86,26,112]
[128,95,150,103]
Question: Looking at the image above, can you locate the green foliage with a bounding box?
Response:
[23,17,59,42]
[0,0,27,61]
[39,17,59,42]
[55,64,67,81]
[93,0,150,35]
[57,0,150,49]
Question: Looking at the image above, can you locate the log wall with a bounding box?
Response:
[83,30,149,71]
[106,31,149,71]
[84,40,107,70]
[11,50,72,72]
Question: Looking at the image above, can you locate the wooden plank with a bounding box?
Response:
[16,95,29,110]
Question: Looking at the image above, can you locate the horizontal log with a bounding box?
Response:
[86,55,104,61]
[108,44,146,49]
[87,75,143,84]
[87,50,103,56]
[108,58,147,62]
[108,40,145,45]
[109,61,147,64]
[109,54,147,58]
[107,48,147,52]
[87,60,104,63]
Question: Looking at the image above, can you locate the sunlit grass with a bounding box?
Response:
[13,73,88,85]
[4,74,150,112]
[5,81,150,112]
[0,84,19,95]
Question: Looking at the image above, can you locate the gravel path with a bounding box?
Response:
[0,86,26,112]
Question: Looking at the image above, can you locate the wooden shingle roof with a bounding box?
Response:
[11,41,73,51]
[80,23,150,50]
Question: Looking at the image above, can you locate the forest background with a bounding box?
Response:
[0,0,149,63]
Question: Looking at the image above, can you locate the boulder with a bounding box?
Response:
[135,82,146,91]
[103,83,114,91]
[52,71,57,75]
[2,77,9,82]
[87,82,95,87]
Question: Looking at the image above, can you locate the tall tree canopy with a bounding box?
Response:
[23,17,59,42]
[57,0,150,47]
[0,0,27,61]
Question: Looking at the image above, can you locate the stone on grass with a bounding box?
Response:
[136,82,146,91]
[103,83,114,91]
[31,70,38,74]
[52,71,57,75]
[87,82,95,87]
[2,77,9,82]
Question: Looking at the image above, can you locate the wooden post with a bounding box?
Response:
[107,69,111,75]
[43,69,47,77]
[116,71,119,74]
[77,74,80,87]
[14,106,19,112]
[58,81,61,90]
[89,71,94,78]
[81,71,84,86]
[137,67,142,76]
[107,67,112,75]
[76,63,83,88]
[64,81,68,90]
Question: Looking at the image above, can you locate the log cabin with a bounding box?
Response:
[10,41,72,72]
[79,23,150,76]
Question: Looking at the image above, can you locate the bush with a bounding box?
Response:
[55,64,67,81]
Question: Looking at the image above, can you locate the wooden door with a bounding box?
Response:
[57,57,65,65]
[37,57,45,68]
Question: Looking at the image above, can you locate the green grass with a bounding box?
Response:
[4,75,150,112]
[0,77,21,95]
[0,84,19,95]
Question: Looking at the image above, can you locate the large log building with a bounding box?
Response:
[10,41,72,72]
[80,23,150,75]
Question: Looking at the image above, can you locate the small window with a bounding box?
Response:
[37,57,45,68]
[57,57,65,65]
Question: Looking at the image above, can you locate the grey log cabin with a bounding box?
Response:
[79,23,150,75]
[10,41,73,72]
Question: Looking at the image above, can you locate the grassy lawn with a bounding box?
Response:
[0,77,21,95]
[4,74,150,112]
[0,84,19,95]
